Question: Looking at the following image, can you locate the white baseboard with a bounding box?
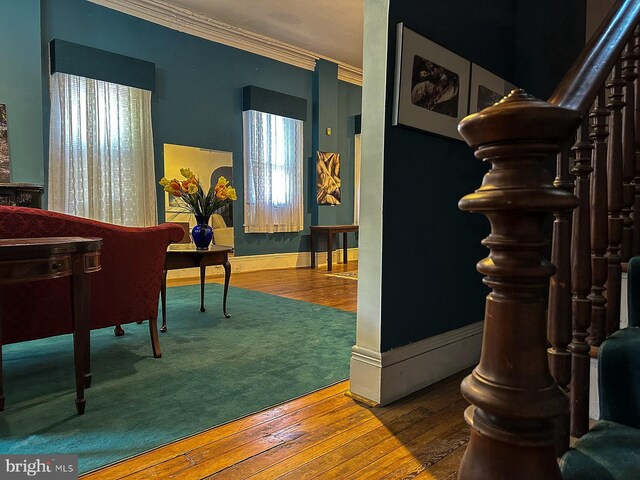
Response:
[349,321,484,406]
[167,247,358,279]
[590,357,600,420]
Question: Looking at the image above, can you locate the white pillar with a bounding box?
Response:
[348,0,389,405]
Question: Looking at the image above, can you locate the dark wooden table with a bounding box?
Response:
[0,237,101,415]
[310,225,359,271]
[161,244,233,332]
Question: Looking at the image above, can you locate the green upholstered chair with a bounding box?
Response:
[560,256,640,479]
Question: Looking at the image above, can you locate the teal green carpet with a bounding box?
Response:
[0,283,356,474]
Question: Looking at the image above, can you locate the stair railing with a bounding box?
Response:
[457,1,640,478]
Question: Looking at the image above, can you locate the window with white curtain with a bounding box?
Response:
[242,109,304,233]
[48,72,157,227]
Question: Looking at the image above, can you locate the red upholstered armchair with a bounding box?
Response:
[0,206,184,358]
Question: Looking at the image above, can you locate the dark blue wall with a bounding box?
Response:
[0,0,44,185]
[515,1,587,99]
[381,0,586,350]
[36,0,361,256]
[513,0,587,310]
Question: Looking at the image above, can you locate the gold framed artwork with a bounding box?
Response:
[316,151,341,205]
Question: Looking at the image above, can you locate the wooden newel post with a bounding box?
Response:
[457,90,580,480]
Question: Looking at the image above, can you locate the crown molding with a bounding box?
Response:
[338,64,363,87]
[88,0,363,85]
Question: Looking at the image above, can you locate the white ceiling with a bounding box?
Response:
[166,0,364,68]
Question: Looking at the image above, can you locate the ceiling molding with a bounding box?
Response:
[88,0,363,85]
[338,64,363,87]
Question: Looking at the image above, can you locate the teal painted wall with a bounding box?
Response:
[334,81,361,247]
[380,0,586,351]
[35,0,361,256]
[311,60,361,250]
[314,60,338,229]
[0,0,44,185]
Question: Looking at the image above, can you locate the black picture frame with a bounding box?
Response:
[469,64,516,114]
[392,23,471,140]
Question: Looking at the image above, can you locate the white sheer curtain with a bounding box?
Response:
[243,109,304,233]
[48,72,157,226]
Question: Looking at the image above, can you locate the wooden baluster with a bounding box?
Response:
[569,119,593,438]
[547,144,573,455]
[458,90,579,480]
[606,61,625,336]
[589,88,610,348]
[634,26,640,256]
[622,43,637,261]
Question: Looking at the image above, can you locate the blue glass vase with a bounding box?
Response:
[192,215,213,250]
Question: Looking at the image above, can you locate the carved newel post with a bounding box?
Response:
[457,90,580,480]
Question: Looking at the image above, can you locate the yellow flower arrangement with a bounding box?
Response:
[159,170,237,217]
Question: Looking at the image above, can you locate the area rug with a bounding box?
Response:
[324,271,358,280]
[0,283,356,474]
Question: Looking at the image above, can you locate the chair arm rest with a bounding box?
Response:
[598,327,640,429]
[627,257,640,328]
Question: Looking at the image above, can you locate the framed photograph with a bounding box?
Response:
[392,23,471,140]
[469,64,516,114]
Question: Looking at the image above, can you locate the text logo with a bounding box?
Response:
[0,455,78,479]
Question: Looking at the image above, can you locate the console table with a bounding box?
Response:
[161,244,233,332]
[0,237,102,415]
[310,224,359,271]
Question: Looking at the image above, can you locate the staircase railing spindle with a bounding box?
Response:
[622,43,637,262]
[606,60,625,337]
[569,118,594,438]
[589,88,610,348]
[633,27,640,256]
[548,144,574,454]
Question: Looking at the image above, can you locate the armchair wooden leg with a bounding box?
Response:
[114,324,124,336]
[149,317,162,358]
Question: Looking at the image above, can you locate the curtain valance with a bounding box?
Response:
[242,85,307,122]
[50,39,155,92]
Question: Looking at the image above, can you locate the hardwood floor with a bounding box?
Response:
[83,262,468,479]
[169,261,359,313]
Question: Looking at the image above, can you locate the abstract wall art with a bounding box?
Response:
[316,151,341,205]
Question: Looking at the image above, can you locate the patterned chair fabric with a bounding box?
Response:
[0,206,184,345]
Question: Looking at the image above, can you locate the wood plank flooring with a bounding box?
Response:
[83,262,468,479]
[169,261,359,313]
